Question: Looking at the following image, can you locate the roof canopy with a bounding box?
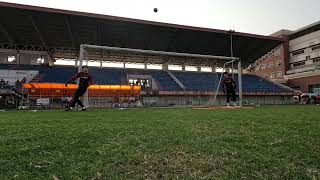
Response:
[289,21,320,40]
[0,2,284,66]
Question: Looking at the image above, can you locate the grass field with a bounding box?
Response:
[0,105,320,179]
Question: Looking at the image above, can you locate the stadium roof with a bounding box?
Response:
[289,20,320,40]
[0,1,285,66]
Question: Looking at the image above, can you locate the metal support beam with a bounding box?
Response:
[238,60,243,107]
[0,23,15,44]
[29,15,46,47]
[0,48,47,56]
[65,16,75,48]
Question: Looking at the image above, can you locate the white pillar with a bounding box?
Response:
[163,62,169,71]
[197,65,201,72]
[48,55,55,66]
[225,66,230,73]
[182,63,186,71]
[144,62,148,70]
[16,53,20,65]
[211,65,216,73]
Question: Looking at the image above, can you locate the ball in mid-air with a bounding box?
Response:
[153,8,158,13]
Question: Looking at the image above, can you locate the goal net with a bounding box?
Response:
[78,44,243,108]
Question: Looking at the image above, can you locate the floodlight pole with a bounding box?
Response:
[229,30,235,80]
[231,34,233,77]
[238,60,243,107]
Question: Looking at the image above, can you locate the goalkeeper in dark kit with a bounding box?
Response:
[222,72,237,107]
[65,66,93,111]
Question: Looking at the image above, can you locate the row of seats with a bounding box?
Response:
[0,64,292,92]
[172,71,219,91]
[173,71,290,92]
[241,74,288,92]
[0,65,127,85]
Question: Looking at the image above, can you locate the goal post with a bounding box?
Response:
[78,44,243,107]
[211,59,242,107]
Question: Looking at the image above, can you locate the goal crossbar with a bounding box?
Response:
[80,44,239,61]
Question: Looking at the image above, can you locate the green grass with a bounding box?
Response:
[1,106,320,179]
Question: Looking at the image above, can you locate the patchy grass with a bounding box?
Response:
[0,105,320,179]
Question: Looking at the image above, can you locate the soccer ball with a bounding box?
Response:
[153,8,158,13]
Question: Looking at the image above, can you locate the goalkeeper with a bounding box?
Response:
[65,66,93,111]
[222,72,237,107]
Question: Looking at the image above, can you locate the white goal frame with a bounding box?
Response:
[78,44,243,107]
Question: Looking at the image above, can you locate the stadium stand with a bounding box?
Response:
[172,71,219,91]
[241,74,290,92]
[0,2,295,108]
[170,71,292,92]
[0,65,127,85]
[90,68,127,85]
[40,66,76,83]
[0,64,292,93]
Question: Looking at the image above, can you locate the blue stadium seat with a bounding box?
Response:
[172,71,219,91]
[241,74,289,92]
[39,66,77,83]
[172,71,291,92]
[39,67,127,85]
[89,68,126,85]
[0,64,291,92]
[0,65,127,85]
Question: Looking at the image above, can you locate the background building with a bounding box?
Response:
[286,21,320,93]
[249,21,320,93]
[247,30,291,84]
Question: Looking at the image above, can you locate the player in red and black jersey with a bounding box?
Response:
[65,66,93,111]
[222,72,237,107]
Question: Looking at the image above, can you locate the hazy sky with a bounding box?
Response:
[2,0,320,35]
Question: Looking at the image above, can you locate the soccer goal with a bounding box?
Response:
[78,44,243,107]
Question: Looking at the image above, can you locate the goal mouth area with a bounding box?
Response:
[192,106,255,110]
[78,44,244,107]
